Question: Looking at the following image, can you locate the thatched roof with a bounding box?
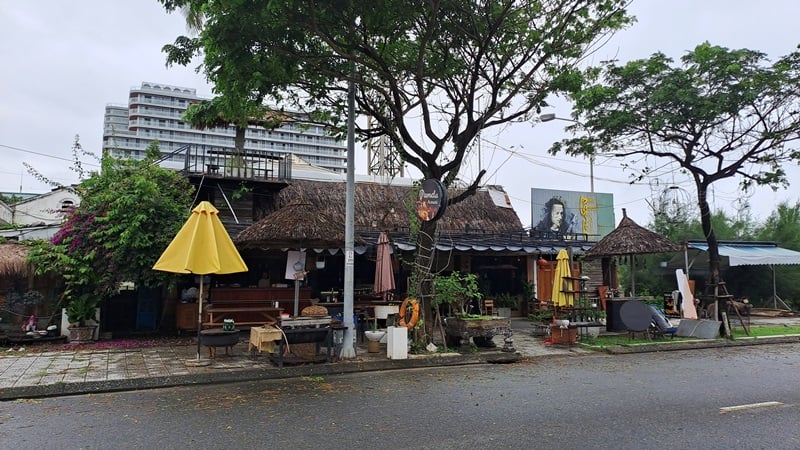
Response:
[583,208,683,258]
[0,242,31,278]
[236,180,522,249]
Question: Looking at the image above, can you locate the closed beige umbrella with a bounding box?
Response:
[373,232,395,300]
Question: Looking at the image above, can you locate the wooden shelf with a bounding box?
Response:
[561,276,589,281]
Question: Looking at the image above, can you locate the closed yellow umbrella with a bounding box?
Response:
[153,201,248,362]
[551,249,574,307]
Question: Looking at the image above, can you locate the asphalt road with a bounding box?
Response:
[2,344,799,449]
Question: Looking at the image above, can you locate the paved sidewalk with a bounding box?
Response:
[0,318,581,400]
[2,316,798,401]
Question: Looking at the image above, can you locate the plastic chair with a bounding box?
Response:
[647,305,677,339]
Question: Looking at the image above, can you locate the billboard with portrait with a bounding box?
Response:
[531,188,615,239]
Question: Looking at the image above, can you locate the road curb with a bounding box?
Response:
[603,334,800,354]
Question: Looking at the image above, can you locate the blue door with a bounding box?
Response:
[136,286,161,330]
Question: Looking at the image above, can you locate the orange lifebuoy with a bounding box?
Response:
[398,297,420,329]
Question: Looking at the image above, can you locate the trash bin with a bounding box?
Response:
[606,298,631,332]
[386,326,408,359]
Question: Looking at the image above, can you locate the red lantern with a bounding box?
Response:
[537,257,548,269]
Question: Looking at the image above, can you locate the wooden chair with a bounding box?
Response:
[483,299,496,316]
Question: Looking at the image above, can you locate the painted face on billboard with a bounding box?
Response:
[549,203,564,231]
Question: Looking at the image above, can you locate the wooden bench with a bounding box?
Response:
[206,287,313,326]
[203,306,281,328]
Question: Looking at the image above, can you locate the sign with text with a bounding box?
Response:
[416,179,447,221]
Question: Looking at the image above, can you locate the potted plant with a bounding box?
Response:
[434,272,512,350]
[432,270,483,317]
[494,293,518,318]
[65,293,99,343]
[595,310,607,325]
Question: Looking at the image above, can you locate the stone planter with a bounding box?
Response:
[497,307,512,318]
[444,316,514,352]
[61,307,100,340]
[68,326,98,343]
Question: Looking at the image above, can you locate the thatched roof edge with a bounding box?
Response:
[236,180,522,249]
[0,242,31,278]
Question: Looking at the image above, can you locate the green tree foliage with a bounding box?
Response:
[632,209,757,300]
[28,139,194,310]
[637,205,800,308]
[753,201,800,307]
[552,43,800,287]
[160,0,634,342]
[0,193,24,204]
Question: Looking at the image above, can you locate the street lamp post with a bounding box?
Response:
[540,113,595,193]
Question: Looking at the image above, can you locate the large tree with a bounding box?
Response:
[551,42,800,295]
[160,0,633,341]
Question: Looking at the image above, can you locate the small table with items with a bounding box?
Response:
[248,325,283,355]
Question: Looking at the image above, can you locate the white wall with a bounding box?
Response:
[11,188,79,226]
[0,201,11,225]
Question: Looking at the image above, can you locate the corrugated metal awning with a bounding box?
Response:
[687,241,800,266]
[301,231,595,256]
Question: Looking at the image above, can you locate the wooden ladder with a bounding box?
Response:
[706,281,750,337]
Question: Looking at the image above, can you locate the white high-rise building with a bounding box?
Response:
[102,82,347,174]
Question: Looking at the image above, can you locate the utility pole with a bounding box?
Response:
[540,113,594,193]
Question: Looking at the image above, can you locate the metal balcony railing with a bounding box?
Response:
[156,145,292,181]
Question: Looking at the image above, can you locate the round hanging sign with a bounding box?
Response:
[416,179,447,222]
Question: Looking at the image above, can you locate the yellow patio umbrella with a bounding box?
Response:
[153,201,248,362]
[551,249,574,307]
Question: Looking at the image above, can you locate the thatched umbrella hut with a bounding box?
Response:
[583,208,683,296]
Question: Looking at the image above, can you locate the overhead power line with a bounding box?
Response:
[0,143,100,168]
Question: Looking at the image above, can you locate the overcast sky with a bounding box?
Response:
[2,1,799,228]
